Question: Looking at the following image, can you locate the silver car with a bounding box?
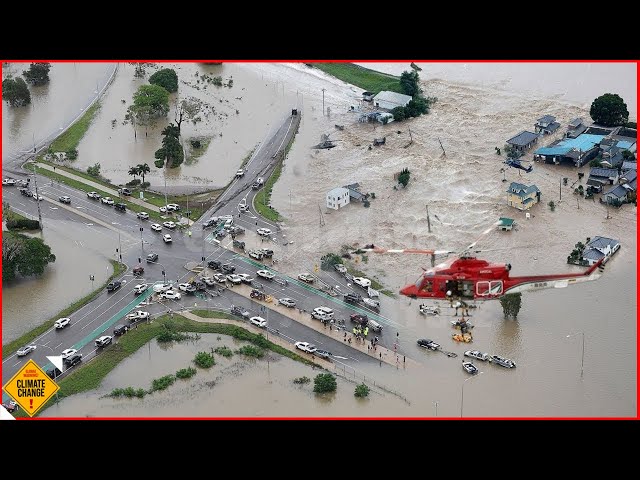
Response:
[17,345,37,357]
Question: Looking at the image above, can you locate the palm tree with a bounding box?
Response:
[137,163,151,185]
[128,166,140,182]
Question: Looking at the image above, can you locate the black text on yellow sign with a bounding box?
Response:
[3,359,60,417]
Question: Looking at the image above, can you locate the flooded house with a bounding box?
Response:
[506,182,541,210]
[506,131,539,155]
[534,115,561,135]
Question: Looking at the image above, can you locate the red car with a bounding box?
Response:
[350,313,368,326]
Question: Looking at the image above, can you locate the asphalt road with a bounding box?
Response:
[3,111,403,394]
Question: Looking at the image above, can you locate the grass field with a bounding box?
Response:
[312,63,402,94]
[50,101,101,152]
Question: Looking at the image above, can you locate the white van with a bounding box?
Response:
[312,307,334,320]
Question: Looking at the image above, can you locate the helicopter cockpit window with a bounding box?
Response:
[422,280,433,292]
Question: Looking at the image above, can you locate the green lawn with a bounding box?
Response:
[50,101,101,152]
[312,63,402,94]
[16,313,314,417]
[2,261,126,359]
[345,264,395,298]
[254,160,283,222]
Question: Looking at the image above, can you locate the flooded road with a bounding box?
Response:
[2,220,115,344]
[2,63,116,169]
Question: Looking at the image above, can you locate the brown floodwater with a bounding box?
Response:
[1,220,118,344]
[5,63,637,417]
[72,63,298,191]
[2,63,116,166]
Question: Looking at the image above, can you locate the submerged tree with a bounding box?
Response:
[499,293,522,320]
[149,68,178,93]
[3,232,56,282]
[400,70,421,96]
[590,93,629,127]
[2,77,31,107]
[22,63,51,86]
[154,123,184,168]
[398,167,411,188]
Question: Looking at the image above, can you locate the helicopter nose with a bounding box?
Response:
[400,284,417,297]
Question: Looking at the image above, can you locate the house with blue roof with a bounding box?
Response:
[533,133,606,167]
[581,236,620,266]
[506,182,541,210]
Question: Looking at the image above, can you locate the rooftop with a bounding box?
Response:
[537,115,556,124]
[589,167,618,178]
[506,131,539,147]
[534,134,607,156]
[603,184,628,198]
[568,118,584,128]
[372,91,413,110]
[507,182,540,197]
[586,236,620,250]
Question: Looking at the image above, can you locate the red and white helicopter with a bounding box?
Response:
[360,223,605,302]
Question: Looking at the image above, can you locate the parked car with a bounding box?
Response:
[159,206,167,213]
[207,260,221,270]
[32,192,44,201]
[314,306,334,317]
[152,283,173,293]
[278,297,296,308]
[160,290,181,300]
[61,348,78,359]
[118,187,132,196]
[137,212,149,220]
[237,273,254,284]
[150,223,162,232]
[132,283,148,295]
[250,316,267,328]
[17,345,37,357]
[58,196,71,204]
[201,276,216,287]
[163,234,172,243]
[2,178,17,186]
[249,250,264,261]
[166,203,180,211]
[163,221,176,229]
[230,226,245,235]
[114,324,129,336]
[230,305,250,319]
[226,274,243,285]
[236,168,245,177]
[344,292,363,304]
[314,349,332,359]
[213,273,227,283]
[127,311,150,322]
[178,283,196,293]
[146,252,159,262]
[133,265,144,276]
[417,339,441,351]
[107,281,122,292]
[298,273,315,283]
[238,203,249,212]
[464,350,491,362]
[54,317,71,329]
[257,270,275,280]
[258,248,274,258]
[95,335,113,347]
[46,368,62,379]
[87,191,101,199]
[257,227,272,237]
[115,203,127,212]
[353,277,372,288]
[101,197,115,205]
[334,264,347,274]
[491,355,516,369]
[19,188,31,196]
[350,313,369,326]
[294,342,317,353]
[64,353,83,367]
[192,281,207,291]
[221,264,236,274]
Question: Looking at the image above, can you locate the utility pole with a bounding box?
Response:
[164,168,168,209]
[139,227,144,258]
[322,88,326,116]
[438,137,446,156]
[426,205,431,233]
[32,162,44,231]
[559,177,562,201]
[117,231,122,264]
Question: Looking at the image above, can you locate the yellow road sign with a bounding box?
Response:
[3,360,60,417]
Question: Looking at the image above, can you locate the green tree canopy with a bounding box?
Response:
[2,232,56,282]
[313,373,337,393]
[391,106,406,122]
[22,63,51,86]
[499,293,522,319]
[398,168,411,188]
[132,84,170,118]
[590,93,629,127]
[137,163,151,183]
[355,383,370,398]
[405,96,430,117]
[400,70,421,96]
[149,68,179,93]
[154,123,184,168]
[2,77,31,107]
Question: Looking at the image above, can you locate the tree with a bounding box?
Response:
[405,96,430,117]
[175,97,202,133]
[137,163,151,184]
[131,84,170,118]
[22,63,51,86]
[87,163,101,177]
[589,93,629,127]
[398,167,411,188]
[154,123,184,168]
[499,293,522,319]
[2,77,31,107]
[391,106,406,122]
[313,373,337,393]
[400,70,421,96]
[3,232,55,282]
[128,166,139,181]
[354,383,370,398]
[149,68,178,93]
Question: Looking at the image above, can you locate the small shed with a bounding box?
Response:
[498,217,515,231]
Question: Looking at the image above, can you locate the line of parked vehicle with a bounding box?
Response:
[415,339,517,374]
